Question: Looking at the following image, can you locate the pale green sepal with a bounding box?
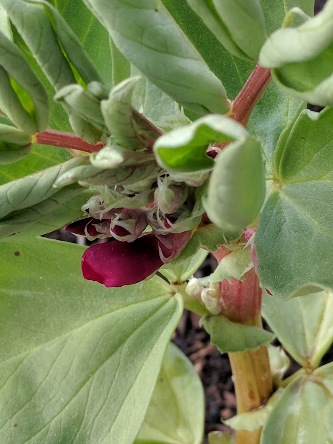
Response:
[262,290,333,368]
[0,30,49,133]
[154,114,247,173]
[0,238,183,444]
[225,389,283,431]
[261,374,333,444]
[282,7,310,27]
[160,248,208,283]
[172,224,241,266]
[0,157,85,220]
[135,343,204,444]
[82,0,229,115]
[201,315,275,354]
[209,246,253,283]
[204,137,265,232]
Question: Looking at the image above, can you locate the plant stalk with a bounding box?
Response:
[35,130,105,153]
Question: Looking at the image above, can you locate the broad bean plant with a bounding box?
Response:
[0,0,332,443]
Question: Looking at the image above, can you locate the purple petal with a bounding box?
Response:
[81,234,163,287]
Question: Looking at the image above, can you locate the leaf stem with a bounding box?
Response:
[35,130,105,153]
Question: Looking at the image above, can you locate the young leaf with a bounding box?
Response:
[0,238,183,444]
[0,0,101,90]
[259,0,333,106]
[261,374,333,444]
[47,0,112,86]
[154,114,247,173]
[201,315,274,354]
[204,137,266,232]
[135,343,204,444]
[208,246,253,283]
[82,0,229,115]
[187,0,267,61]
[0,141,31,165]
[256,108,333,298]
[0,31,49,133]
[262,290,333,368]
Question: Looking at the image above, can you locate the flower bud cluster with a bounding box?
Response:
[186,278,221,315]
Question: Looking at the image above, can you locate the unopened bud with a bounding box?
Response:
[186,278,204,301]
[201,283,221,315]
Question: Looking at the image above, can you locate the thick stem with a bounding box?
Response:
[35,130,105,153]
[230,65,271,127]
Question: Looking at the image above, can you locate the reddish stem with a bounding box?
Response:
[231,65,271,127]
[35,129,105,153]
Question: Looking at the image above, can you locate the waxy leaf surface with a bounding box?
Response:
[82,0,229,115]
[257,108,333,298]
[135,343,204,444]
[261,373,333,444]
[0,237,183,444]
[201,315,274,354]
[262,290,333,368]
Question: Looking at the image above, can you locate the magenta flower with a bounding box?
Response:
[81,231,191,287]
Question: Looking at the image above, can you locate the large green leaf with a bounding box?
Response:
[261,372,333,444]
[82,0,229,115]
[0,237,183,444]
[135,342,204,444]
[0,144,71,185]
[256,108,333,298]
[262,290,333,368]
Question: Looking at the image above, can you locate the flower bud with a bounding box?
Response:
[186,277,204,301]
[201,283,221,315]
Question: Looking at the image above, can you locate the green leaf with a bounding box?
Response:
[110,36,130,86]
[46,0,112,86]
[172,224,241,266]
[201,314,274,354]
[261,374,333,444]
[0,141,31,165]
[0,237,183,444]
[248,83,305,176]
[161,248,208,283]
[262,290,333,368]
[259,0,333,106]
[135,342,204,444]
[0,31,49,133]
[209,246,253,283]
[1,0,101,90]
[187,0,267,61]
[0,144,71,185]
[154,114,247,173]
[0,157,84,220]
[260,0,314,35]
[0,186,91,240]
[256,108,333,298]
[225,389,282,431]
[204,137,265,232]
[82,0,229,115]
